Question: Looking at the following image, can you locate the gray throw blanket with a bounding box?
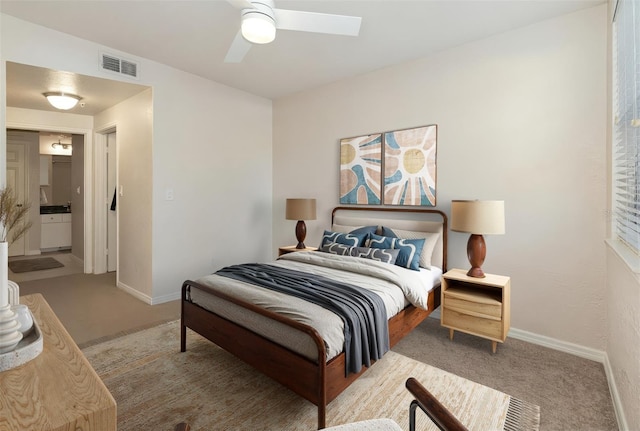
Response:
[216,263,390,375]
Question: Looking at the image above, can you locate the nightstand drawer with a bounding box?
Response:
[442,309,502,340]
[443,292,502,319]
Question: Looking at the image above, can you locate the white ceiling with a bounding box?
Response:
[2,0,603,112]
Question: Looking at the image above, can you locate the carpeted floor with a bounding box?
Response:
[83,321,540,431]
[15,272,617,430]
[17,272,180,347]
[393,318,618,431]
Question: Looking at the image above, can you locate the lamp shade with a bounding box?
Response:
[286,199,316,221]
[450,200,505,235]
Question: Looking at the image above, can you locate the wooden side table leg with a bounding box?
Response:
[449,328,454,340]
[491,341,497,354]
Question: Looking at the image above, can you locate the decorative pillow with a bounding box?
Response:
[380,227,440,269]
[320,242,399,265]
[349,246,400,264]
[348,225,378,237]
[331,224,379,236]
[320,241,352,256]
[367,233,425,271]
[319,230,369,249]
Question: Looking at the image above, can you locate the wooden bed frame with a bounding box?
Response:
[180,207,447,429]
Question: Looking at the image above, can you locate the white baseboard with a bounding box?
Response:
[150,291,181,305]
[117,281,152,305]
[603,354,629,431]
[117,281,180,305]
[26,249,41,256]
[508,327,606,362]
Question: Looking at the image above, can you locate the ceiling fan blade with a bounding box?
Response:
[225,0,255,10]
[274,9,361,36]
[224,30,253,63]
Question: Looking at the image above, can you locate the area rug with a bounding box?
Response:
[82,321,540,431]
[8,257,63,273]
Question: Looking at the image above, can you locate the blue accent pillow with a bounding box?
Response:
[368,233,425,271]
[320,242,400,265]
[347,225,378,237]
[319,230,368,249]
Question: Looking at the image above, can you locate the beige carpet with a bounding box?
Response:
[83,321,539,431]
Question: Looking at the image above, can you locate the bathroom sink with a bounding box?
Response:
[40,205,71,214]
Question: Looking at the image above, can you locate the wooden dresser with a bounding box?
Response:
[0,294,116,431]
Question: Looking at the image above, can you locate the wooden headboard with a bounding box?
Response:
[331,206,448,271]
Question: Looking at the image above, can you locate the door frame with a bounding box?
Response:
[94,124,117,275]
[5,141,28,256]
[6,120,94,273]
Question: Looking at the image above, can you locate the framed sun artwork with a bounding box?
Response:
[340,134,382,205]
[383,125,437,206]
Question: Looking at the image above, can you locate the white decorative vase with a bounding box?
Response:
[0,242,22,354]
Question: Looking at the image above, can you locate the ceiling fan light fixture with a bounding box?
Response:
[43,92,81,110]
[241,11,276,44]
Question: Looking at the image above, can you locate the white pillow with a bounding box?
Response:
[380,227,440,269]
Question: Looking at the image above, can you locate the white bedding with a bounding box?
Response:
[190,251,440,362]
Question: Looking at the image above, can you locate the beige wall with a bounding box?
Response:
[605,0,639,429]
[95,89,154,298]
[274,5,608,350]
[149,69,273,303]
[606,247,639,430]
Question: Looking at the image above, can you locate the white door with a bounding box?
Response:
[6,143,27,257]
[106,133,117,272]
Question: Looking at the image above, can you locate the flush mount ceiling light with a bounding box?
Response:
[43,92,82,110]
[241,3,276,44]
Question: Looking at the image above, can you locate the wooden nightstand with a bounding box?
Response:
[440,268,511,353]
[278,245,318,256]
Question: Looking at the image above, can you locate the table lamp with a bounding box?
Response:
[285,198,316,249]
[450,200,505,278]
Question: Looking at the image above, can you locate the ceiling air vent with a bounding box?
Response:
[120,60,137,78]
[101,53,139,79]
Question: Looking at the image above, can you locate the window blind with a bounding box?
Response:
[613,0,640,253]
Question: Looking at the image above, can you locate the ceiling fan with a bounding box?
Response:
[224,0,362,63]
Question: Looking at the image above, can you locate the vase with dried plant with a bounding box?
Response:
[0,187,32,354]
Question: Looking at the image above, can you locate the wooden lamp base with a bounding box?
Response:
[295,220,307,249]
[466,234,486,278]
